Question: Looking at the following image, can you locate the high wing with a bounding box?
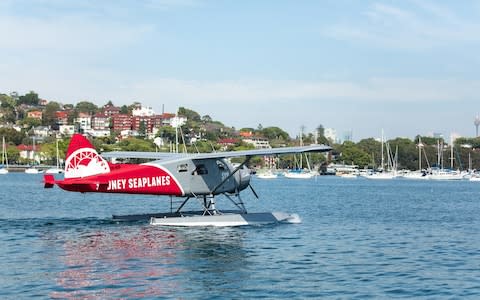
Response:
[101,144,331,161]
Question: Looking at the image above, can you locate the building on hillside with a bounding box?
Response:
[27,110,42,120]
[33,126,51,139]
[132,106,155,117]
[132,116,154,134]
[39,99,48,106]
[112,114,132,132]
[75,112,91,132]
[55,111,69,125]
[17,144,40,164]
[92,113,110,130]
[103,104,121,117]
[243,137,271,149]
[218,138,239,151]
[59,125,75,136]
[324,128,337,144]
[239,131,253,138]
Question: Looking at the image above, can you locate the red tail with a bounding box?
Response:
[64,134,111,179]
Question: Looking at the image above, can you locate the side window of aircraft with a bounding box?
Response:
[193,164,208,175]
[177,164,188,172]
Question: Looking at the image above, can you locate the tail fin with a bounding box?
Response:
[44,174,55,188]
[64,134,110,179]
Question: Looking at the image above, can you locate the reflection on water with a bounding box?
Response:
[40,223,248,299]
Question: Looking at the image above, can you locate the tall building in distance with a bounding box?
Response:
[475,115,480,137]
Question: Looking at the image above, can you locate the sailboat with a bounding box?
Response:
[0,136,8,175]
[429,137,463,181]
[45,138,63,174]
[284,128,316,179]
[364,130,397,179]
[25,136,41,174]
[402,137,430,180]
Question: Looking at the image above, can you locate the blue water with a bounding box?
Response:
[1,174,480,299]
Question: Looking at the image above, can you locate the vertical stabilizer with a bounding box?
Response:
[64,134,110,178]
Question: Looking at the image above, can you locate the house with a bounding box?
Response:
[17,144,40,164]
[243,137,271,149]
[27,110,43,120]
[218,138,239,151]
[103,104,120,117]
[59,125,75,136]
[75,112,91,132]
[92,113,109,130]
[112,114,132,132]
[33,126,51,139]
[55,111,69,125]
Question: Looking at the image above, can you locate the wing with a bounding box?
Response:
[101,144,331,161]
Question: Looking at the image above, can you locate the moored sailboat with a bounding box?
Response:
[0,136,8,175]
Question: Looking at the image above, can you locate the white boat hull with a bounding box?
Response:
[150,212,301,227]
[45,168,63,174]
[284,172,315,179]
[0,168,8,174]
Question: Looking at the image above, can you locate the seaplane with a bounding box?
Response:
[44,134,331,227]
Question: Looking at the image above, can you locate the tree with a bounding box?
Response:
[75,101,98,115]
[18,91,39,106]
[260,127,290,141]
[336,141,371,167]
[42,101,61,126]
[0,128,25,145]
[0,94,17,123]
[120,105,129,114]
[317,124,325,137]
[178,107,201,122]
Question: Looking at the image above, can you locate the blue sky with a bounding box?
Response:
[1,0,480,140]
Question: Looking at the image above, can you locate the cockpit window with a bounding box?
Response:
[193,164,208,175]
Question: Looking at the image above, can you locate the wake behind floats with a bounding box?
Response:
[44,134,331,227]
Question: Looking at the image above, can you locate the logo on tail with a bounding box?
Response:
[64,134,110,178]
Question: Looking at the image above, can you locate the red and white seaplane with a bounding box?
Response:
[44,134,331,226]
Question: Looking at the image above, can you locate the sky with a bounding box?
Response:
[1,0,480,141]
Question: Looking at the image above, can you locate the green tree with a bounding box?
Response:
[178,107,201,122]
[0,94,17,123]
[260,127,290,141]
[42,101,62,126]
[336,141,371,168]
[18,91,39,106]
[0,128,24,145]
[75,101,98,115]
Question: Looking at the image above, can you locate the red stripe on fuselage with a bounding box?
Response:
[56,164,184,196]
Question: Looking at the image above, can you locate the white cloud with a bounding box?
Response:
[0,15,152,52]
[322,2,480,50]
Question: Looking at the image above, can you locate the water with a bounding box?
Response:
[1,173,480,299]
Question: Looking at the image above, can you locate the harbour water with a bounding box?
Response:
[1,173,479,298]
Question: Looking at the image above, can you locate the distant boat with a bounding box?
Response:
[284,169,316,179]
[364,130,398,180]
[25,167,42,174]
[45,138,63,174]
[0,136,8,175]
[257,169,278,179]
[25,136,41,174]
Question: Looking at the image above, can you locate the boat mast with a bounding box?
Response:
[450,135,454,169]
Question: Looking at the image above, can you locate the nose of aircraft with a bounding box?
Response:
[237,166,251,191]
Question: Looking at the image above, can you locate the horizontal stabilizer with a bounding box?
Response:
[44,174,55,188]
